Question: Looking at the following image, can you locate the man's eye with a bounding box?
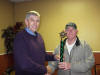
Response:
[31,20,34,21]
[37,20,40,22]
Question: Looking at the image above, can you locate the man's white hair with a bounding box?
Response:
[25,10,40,19]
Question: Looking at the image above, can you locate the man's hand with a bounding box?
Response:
[45,73,51,75]
[46,66,52,74]
[58,62,71,70]
[54,54,60,60]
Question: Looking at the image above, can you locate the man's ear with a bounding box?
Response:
[25,19,28,27]
[64,29,67,33]
[76,30,78,33]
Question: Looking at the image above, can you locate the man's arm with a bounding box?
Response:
[46,46,60,74]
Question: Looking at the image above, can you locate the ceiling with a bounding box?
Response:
[10,0,33,2]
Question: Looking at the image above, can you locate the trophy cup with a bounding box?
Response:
[59,31,66,62]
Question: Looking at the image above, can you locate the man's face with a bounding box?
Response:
[25,15,40,32]
[65,26,78,40]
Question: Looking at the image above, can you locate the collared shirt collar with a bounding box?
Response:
[25,28,36,36]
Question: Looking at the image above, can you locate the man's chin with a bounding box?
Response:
[32,29,37,32]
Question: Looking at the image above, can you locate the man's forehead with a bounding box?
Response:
[29,15,40,19]
[66,26,76,30]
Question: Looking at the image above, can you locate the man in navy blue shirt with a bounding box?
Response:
[13,11,57,75]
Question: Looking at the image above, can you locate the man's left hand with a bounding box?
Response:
[58,62,71,70]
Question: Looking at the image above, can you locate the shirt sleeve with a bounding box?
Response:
[45,52,56,61]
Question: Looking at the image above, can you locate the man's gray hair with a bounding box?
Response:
[25,11,40,19]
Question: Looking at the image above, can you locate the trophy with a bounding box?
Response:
[59,31,66,62]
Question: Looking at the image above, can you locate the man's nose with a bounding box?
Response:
[34,21,37,25]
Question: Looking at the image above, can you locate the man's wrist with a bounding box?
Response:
[46,66,52,74]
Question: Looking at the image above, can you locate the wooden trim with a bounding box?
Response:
[0,54,14,75]
[0,52,100,75]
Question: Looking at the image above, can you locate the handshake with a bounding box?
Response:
[45,54,71,75]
